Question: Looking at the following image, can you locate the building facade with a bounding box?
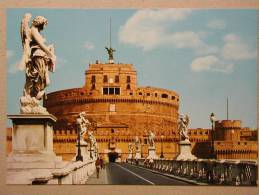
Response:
[44,61,180,161]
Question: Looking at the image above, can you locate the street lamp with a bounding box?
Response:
[160,134,164,159]
[210,113,216,159]
[76,128,83,161]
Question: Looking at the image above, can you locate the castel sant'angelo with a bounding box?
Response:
[7,47,257,162]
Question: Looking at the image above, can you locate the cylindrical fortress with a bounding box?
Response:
[44,62,180,160]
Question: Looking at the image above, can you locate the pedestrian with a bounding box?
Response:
[100,158,104,169]
[95,157,101,178]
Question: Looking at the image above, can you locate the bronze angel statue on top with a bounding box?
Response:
[19,13,56,114]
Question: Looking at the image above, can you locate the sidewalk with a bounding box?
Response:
[85,168,108,185]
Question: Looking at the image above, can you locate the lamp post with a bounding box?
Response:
[210,113,216,159]
[160,134,164,159]
[76,128,83,161]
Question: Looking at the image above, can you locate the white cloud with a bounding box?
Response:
[119,9,217,55]
[222,33,256,60]
[83,41,95,50]
[7,50,15,59]
[191,55,233,73]
[207,19,226,29]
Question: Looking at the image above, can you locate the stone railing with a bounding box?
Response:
[47,160,96,184]
[128,158,257,186]
[7,160,96,185]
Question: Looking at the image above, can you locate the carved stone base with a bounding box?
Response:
[146,147,158,159]
[176,140,197,160]
[127,153,133,159]
[7,114,68,184]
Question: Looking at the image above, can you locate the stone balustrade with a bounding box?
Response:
[128,158,257,186]
[48,160,96,184]
[7,160,96,185]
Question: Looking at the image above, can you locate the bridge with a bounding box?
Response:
[85,159,257,186]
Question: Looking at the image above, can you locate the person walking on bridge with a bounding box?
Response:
[95,157,101,178]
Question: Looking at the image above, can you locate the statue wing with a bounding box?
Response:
[20,13,31,48]
[185,115,190,127]
[19,13,32,71]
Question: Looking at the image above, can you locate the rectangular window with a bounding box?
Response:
[103,87,120,95]
[115,88,120,95]
[103,87,108,95]
[115,75,119,83]
[109,87,114,95]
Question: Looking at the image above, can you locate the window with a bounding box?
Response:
[103,87,120,95]
[126,84,131,90]
[139,92,142,95]
[103,87,108,95]
[91,84,95,90]
[130,92,133,95]
[162,94,168,98]
[127,76,131,83]
[172,96,175,100]
[111,129,115,133]
[115,88,120,95]
[109,88,114,94]
[91,75,96,83]
[147,93,150,96]
[103,75,108,83]
[155,93,157,97]
[115,75,119,83]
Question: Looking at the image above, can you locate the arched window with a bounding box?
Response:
[126,84,131,90]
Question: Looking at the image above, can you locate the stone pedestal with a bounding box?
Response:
[7,114,68,184]
[8,115,61,163]
[176,140,197,160]
[127,153,133,159]
[146,147,158,159]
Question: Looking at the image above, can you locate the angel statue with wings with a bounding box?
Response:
[20,13,56,112]
[148,131,155,148]
[135,136,141,151]
[88,131,98,150]
[178,114,190,141]
[105,46,116,61]
[76,112,91,144]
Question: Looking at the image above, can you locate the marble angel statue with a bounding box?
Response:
[135,136,141,151]
[76,112,91,144]
[19,13,56,113]
[88,131,98,150]
[148,131,155,147]
[178,114,190,141]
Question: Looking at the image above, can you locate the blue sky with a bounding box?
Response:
[7,9,257,129]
